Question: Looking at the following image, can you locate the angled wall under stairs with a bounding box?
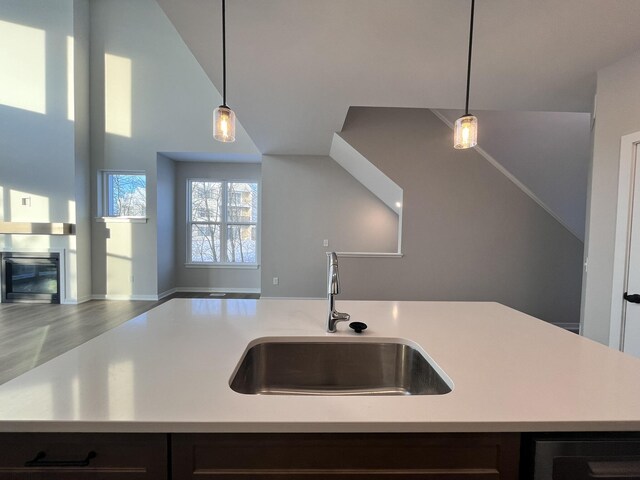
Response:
[334,107,583,326]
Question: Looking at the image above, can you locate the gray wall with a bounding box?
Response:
[89,0,259,298]
[157,154,176,295]
[72,0,92,302]
[0,1,74,211]
[0,0,90,302]
[582,51,640,344]
[174,161,261,291]
[334,107,583,326]
[261,155,399,298]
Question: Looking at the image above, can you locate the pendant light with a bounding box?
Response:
[454,0,478,149]
[214,0,236,142]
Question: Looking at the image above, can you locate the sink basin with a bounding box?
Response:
[229,338,452,396]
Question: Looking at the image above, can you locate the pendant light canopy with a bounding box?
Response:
[454,0,478,150]
[214,0,236,142]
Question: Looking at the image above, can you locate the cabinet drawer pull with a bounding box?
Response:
[24,450,97,467]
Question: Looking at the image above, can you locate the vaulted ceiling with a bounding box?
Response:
[158,0,640,155]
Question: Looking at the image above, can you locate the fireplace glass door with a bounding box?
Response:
[1,253,60,303]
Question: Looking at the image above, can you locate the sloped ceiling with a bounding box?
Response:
[157,0,640,155]
[436,110,591,240]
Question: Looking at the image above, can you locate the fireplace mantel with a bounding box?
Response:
[0,222,75,235]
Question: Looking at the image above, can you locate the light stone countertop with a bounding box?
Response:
[0,298,639,433]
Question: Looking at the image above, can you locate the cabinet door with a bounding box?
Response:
[0,433,167,479]
[172,433,520,480]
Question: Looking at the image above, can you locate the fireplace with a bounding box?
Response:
[1,252,60,304]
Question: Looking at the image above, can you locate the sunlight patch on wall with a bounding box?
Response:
[105,53,132,137]
[106,223,133,295]
[0,20,46,114]
[67,199,78,301]
[68,199,76,223]
[67,36,74,121]
[9,189,50,222]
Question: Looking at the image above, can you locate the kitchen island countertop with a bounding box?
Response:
[0,298,638,433]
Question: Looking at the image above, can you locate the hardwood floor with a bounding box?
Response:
[0,292,259,385]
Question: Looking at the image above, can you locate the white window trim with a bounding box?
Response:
[186,178,260,268]
[184,263,260,269]
[97,169,148,219]
[95,217,148,223]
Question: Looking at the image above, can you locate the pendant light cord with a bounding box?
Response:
[464,0,475,116]
[222,0,227,107]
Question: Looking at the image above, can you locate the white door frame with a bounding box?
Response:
[609,131,640,350]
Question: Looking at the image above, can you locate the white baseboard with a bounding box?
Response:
[76,295,93,304]
[554,322,580,331]
[158,288,178,300]
[260,296,325,300]
[173,287,261,294]
[61,297,92,305]
[91,287,261,302]
[91,294,160,301]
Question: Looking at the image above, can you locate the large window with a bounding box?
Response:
[100,171,146,218]
[188,180,258,265]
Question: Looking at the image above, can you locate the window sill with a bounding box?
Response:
[185,263,260,269]
[334,252,403,258]
[95,217,148,224]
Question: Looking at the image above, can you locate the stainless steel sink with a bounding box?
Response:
[230,339,452,396]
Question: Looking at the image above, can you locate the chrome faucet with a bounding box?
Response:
[327,252,350,332]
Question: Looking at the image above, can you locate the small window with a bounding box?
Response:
[100,171,146,217]
[188,180,258,264]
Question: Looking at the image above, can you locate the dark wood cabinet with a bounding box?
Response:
[0,432,520,479]
[171,432,520,480]
[0,433,168,479]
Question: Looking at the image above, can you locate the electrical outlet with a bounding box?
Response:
[272,277,279,285]
[323,239,329,247]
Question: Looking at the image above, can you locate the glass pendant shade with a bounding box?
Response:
[454,114,477,149]
[214,105,236,142]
